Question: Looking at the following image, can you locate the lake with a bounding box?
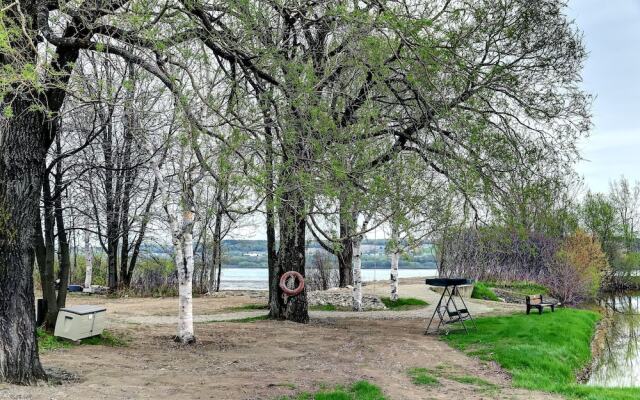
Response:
[588,292,640,387]
[218,268,438,290]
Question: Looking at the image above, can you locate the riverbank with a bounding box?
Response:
[444,308,640,400]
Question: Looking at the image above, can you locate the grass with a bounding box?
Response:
[483,280,549,295]
[38,328,126,351]
[282,381,387,400]
[448,374,497,389]
[471,282,500,301]
[443,308,640,400]
[407,368,439,386]
[380,297,428,310]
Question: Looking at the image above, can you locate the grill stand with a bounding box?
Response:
[425,284,477,335]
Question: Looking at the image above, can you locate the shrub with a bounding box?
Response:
[545,229,609,304]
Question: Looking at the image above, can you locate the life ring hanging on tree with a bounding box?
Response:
[279,271,305,297]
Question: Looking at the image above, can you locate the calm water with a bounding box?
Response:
[588,292,640,387]
[218,268,437,290]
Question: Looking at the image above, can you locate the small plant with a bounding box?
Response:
[407,368,439,386]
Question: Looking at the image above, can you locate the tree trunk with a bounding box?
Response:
[338,200,355,287]
[338,238,353,287]
[40,172,59,329]
[118,64,136,287]
[177,207,196,344]
[352,236,363,311]
[390,225,400,301]
[84,219,93,289]
[208,187,224,293]
[269,160,308,323]
[53,150,71,310]
[0,97,47,384]
[128,177,159,284]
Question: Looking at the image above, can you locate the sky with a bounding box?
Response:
[567,0,640,193]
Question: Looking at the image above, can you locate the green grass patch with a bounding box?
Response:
[38,328,126,352]
[443,309,640,400]
[283,381,387,400]
[471,282,499,301]
[380,297,428,310]
[483,280,549,295]
[407,368,439,386]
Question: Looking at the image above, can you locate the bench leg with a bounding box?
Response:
[526,305,531,315]
[538,306,543,315]
[551,305,555,312]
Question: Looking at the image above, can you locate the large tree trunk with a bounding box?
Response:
[269,159,309,323]
[352,236,363,311]
[0,97,47,384]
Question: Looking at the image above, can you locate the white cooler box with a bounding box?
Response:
[54,305,107,341]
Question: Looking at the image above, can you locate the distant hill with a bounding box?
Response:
[139,239,437,269]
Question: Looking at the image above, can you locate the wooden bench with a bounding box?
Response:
[526,294,556,314]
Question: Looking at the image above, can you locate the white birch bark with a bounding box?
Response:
[148,145,196,343]
[177,207,195,343]
[83,219,93,289]
[352,236,363,311]
[390,225,400,301]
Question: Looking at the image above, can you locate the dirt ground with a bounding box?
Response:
[0,280,561,400]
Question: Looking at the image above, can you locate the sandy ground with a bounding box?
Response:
[0,279,561,400]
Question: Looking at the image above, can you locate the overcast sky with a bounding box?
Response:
[567,0,640,193]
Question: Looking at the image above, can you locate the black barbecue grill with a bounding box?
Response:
[425,278,477,335]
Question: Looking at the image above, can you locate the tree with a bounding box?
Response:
[183,0,589,322]
[609,176,640,253]
[581,192,619,264]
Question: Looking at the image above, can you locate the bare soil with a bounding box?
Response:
[1,282,561,400]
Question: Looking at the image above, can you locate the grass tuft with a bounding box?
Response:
[471,282,499,301]
[407,368,439,386]
[444,309,640,400]
[380,297,428,310]
[283,381,387,400]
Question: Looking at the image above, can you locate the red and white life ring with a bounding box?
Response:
[279,271,305,296]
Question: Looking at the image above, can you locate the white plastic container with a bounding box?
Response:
[54,305,107,341]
